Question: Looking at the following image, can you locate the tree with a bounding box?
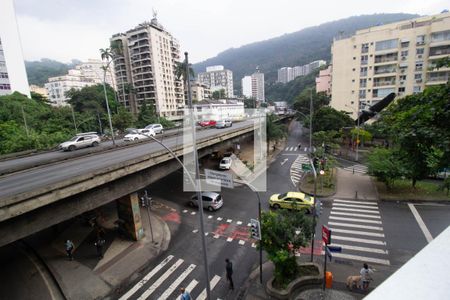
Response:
[259,210,313,287]
[137,100,158,128]
[367,148,404,189]
[266,114,287,154]
[376,83,450,187]
[112,106,135,132]
[110,40,127,103]
[293,88,330,116]
[312,106,354,132]
[211,89,226,99]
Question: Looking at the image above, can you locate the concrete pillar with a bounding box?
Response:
[117,192,144,241]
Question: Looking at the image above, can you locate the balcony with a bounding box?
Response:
[373,78,396,87]
[374,56,398,64]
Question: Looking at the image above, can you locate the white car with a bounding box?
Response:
[219,157,232,170]
[59,132,101,151]
[145,123,164,134]
[124,128,155,141]
[215,119,232,128]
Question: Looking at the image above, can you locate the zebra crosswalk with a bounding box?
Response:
[326,199,390,266]
[290,154,310,186]
[343,164,368,174]
[119,255,222,300]
[284,145,302,152]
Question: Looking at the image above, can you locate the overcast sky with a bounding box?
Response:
[14,0,448,64]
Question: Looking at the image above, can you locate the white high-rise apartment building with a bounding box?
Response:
[277,67,293,83]
[331,12,450,118]
[0,0,30,97]
[241,75,252,98]
[111,17,184,119]
[45,59,114,106]
[251,68,265,102]
[198,65,234,98]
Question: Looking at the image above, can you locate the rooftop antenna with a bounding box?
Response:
[152,8,158,19]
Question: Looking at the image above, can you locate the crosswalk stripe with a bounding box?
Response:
[119,255,174,300]
[329,228,385,238]
[332,207,380,214]
[328,221,383,231]
[329,216,382,224]
[333,203,379,210]
[329,243,388,255]
[185,279,198,294]
[334,199,378,205]
[285,147,289,151]
[330,211,381,219]
[332,235,386,245]
[137,259,184,299]
[158,264,196,300]
[195,275,221,300]
[331,252,390,266]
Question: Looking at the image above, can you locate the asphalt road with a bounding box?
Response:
[0,120,255,200]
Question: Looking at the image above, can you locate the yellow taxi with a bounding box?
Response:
[269,192,314,213]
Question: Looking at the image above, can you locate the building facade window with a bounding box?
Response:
[359,89,366,99]
[398,87,405,93]
[401,41,410,48]
[361,55,369,65]
[361,43,369,53]
[415,62,423,71]
[360,67,368,77]
[416,35,426,45]
[413,86,421,94]
[401,50,408,57]
[416,48,425,55]
[360,78,367,87]
[375,39,398,51]
[431,30,450,42]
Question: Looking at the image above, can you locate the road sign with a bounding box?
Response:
[302,163,311,171]
[322,225,331,245]
[250,219,261,240]
[325,245,332,261]
[327,245,342,253]
[205,169,234,188]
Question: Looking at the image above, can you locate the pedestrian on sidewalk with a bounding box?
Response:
[179,287,191,300]
[95,238,105,259]
[360,263,374,291]
[225,258,234,290]
[65,239,74,261]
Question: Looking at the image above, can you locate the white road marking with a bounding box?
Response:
[204,232,209,236]
[251,243,256,248]
[195,275,221,300]
[329,228,385,238]
[333,203,379,210]
[328,221,383,231]
[137,259,184,299]
[158,264,196,300]
[408,203,433,243]
[208,215,213,219]
[226,237,233,242]
[247,223,251,227]
[191,211,196,215]
[185,279,198,294]
[281,158,289,165]
[332,252,390,265]
[334,199,378,205]
[332,207,380,214]
[226,219,232,223]
[236,221,242,225]
[329,243,389,255]
[182,210,188,213]
[285,147,289,151]
[119,255,174,300]
[332,235,386,245]
[214,234,219,239]
[217,217,223,221]
[329,216,382,224]
[238,240,245,245]
[330,211,381,219]
[192,229,198,233]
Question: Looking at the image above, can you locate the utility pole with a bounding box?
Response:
[309,89,313,154]
[21,106,29,137]
[71,106,78,133]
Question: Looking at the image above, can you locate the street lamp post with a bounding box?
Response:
[101,61,116,146]
[309,158,318,262]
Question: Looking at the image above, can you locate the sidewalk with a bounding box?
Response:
[30,206,171,300]
[243,167,379,300]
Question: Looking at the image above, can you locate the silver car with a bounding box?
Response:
[215,119,232,128]
[145,123,164,134]
[59,132,101,151]
[189,192,223,211]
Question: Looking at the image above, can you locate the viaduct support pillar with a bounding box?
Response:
[117,192,144,241]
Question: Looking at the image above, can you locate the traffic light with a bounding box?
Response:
[250,219,261,240]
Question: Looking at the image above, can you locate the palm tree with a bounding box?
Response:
[175,60,195,99]
[109,40,127,103]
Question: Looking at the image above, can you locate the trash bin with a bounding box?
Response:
[325,271,333,288]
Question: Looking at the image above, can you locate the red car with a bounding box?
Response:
[198,120,217,127]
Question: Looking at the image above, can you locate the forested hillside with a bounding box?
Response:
[25,59,81,86]
[193,13,418,93]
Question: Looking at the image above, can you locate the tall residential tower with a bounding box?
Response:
[111,17,184,119]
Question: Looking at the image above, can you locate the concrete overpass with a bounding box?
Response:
[0,117,291,247]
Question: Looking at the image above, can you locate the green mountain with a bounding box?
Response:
[193,13,419,95]
[25,58,81,87]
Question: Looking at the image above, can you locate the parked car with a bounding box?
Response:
[219,157,232,170]
[59,132,101,151]
[124,128,155,141]
[145,123,164,134]
[189,192,223,211]
[215,119,232,128]
[269,192,314,213]
[198,120,217,127]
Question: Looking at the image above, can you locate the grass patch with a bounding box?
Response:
[375,179,450,201]
[300,168,337,197]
